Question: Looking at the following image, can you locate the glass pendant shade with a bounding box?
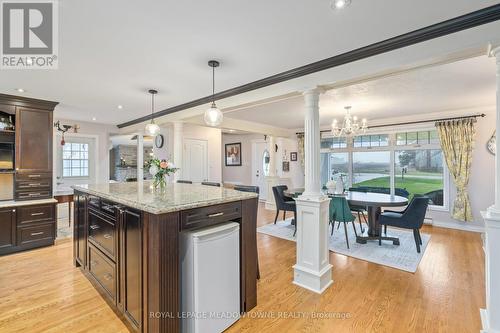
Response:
[204,103,223,127]
[145,122,160,136]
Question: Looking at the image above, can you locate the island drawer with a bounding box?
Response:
[88,209,116,260]
[16,179,52,190]
[88,244,116,302]
[17,222,55,246]
[15,189,52,201]
[17,204,55,225]
[88,196,118,220]
[180,201,242,231]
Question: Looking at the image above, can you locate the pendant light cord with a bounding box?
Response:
[151,92,155,124]
[212,65,216,107]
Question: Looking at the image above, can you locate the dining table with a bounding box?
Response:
[283,188,409,245]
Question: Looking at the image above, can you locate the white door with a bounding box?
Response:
[252,141,268,201]
[55,135,97,192]
[183,138,208,183]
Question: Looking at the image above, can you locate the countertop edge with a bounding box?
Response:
[72,185,258,215]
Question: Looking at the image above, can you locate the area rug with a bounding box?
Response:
[257,219,430,273]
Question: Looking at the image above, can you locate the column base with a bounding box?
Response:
[481,308,500,333]
[293,195,333,294]
[293,263,333,294]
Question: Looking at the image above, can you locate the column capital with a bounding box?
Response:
[489,45,500,59]
[302,86,325,97]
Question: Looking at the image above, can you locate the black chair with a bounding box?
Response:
[378,196,429,253]
[272,185,297,236]
[348,187,368,232]
[233,185,259,194]
[177,180,192,184]
[201,181,220,187]
[233,185,261,280]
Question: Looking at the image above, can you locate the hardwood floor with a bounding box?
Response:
[0,202,484,332]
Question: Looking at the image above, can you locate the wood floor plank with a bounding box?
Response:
[0,203,484,332]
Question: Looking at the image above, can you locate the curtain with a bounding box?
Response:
[297,133,305,169]
[436,118,476,222]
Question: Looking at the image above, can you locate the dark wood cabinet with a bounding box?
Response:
[118,208,142,330]
[0,207,16,251]
[0,202,56,255]
[74,193,87,267]
[15,107,53,173]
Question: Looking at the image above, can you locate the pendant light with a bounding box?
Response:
[204,60,223,127]
[145,89,160,136]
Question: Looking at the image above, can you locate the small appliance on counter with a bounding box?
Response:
[0,115,14,131]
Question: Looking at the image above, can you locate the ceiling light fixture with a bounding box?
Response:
[92,117,97,121]
[16,88,25,93]
[204,60,223,127]
[331,0,351,9]
[331,106,367,137]
[145,89,160,136]
[117,105,123,109]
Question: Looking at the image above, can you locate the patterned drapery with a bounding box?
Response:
[297,133,305,169]
[436,118,476,222]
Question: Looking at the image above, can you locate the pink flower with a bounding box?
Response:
[160,161,168,169]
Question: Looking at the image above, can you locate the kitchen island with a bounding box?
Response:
[72,181,259,333]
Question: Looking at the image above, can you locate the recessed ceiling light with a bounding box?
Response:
[117,105,123,109]
[16,88,25,93]
[228,129,235,133]
[331,0,351,9]
[92,117,97,121]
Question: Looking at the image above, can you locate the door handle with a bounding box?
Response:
[208,212,224,218]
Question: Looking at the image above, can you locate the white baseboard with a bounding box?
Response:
[432,220,484,233]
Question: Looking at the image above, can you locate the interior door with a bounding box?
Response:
[55,135,96,192]
[252,141,268,201]
[183,138,208,183]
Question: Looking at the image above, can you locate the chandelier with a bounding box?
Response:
[331,106,367,137]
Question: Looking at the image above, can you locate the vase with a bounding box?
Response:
[153,174,167,190]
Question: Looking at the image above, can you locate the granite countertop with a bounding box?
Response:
[72,181,258,214]
[0,198,58,208]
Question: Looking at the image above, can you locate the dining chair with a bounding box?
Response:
[330,195,358,249]
[177,180,192,184]
[272,185,297,236]
[378,196,429,253]
[347,187,368,232]
[201,181,221,187]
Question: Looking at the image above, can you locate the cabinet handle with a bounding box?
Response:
[31,231,44,236]
[28,175,41,178]
[12,209,15,212]
[28,183,41,186]
[90,225,100,230]
[103,273,112,281]
[31,212,44,216]
[103,234,112,239]
[208,212,224,218]
[28,193,41,197]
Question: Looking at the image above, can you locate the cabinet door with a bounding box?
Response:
[15,107,52,172]
[73,194,87,267]
[0,208,16,250]
[119,208,142,330]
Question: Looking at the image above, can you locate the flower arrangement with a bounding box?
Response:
[144,158,178,190]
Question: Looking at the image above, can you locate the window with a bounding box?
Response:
[320,136,347,149]
[395,149,444,205]
[353,134,389,148]
[396,130,439,146]
[352,151,391,190]
[63,143,89,177]
[320,152,349,187]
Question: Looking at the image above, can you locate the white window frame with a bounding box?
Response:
[320,128,450,212]
[61,142,90,180]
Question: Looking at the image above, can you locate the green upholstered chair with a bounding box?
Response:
[330,195,358,249]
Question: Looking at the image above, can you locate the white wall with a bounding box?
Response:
[430,107,495,230]
[222,133,262,185]
[221,133,305,188]
[153,123,222,183]
[53,118,118,184]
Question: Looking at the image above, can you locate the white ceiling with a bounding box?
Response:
[0,0,497,125]
[224,55,497,129]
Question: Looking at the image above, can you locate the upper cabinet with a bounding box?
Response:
[15,107,53,172]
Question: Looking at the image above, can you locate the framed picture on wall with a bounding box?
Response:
[290,152,298,161]
[225,142,242,166]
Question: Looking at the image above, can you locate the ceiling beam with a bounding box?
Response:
[118,4,500,129]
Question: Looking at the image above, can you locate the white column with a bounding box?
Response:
[173,122,183,182]
[482,46,500,333]
[265,135,281,210]
[293,87,333,294]
[137,133,144,181]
